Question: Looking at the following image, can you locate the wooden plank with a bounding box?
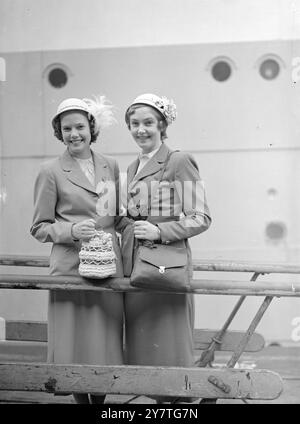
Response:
[0,391,134,404]
[0,341,46,363]
[1,255,300,274]
[0,274,130,292]
[5,321,265,352]
[6,321,47,342]
[0,336,263,366]
[193,259,300,274]
[0,255,49,267]
[0,363,283,400]
[1,274,300,296]
[0,390,73,404]
[0,334,263,367]
[194,329,265,352]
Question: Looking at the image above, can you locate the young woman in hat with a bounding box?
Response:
[122,93,212,403]
[30,96,128,404]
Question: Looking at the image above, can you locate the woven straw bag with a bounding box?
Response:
[78,230,116,279]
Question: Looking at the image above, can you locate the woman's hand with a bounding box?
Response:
[134,220,161,241]
[72,219,96,241]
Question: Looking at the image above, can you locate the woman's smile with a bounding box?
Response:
[70,138,83,144]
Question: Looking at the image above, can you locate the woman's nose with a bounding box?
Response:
[137,126,146,134]
[70,128,79,138]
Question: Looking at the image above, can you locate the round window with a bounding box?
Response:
[211,61,232,82]
[265,221,286,241]
[259,59,280,80]
[48,68,68,88]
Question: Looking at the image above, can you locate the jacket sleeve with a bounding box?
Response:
[30,164,75,244]
[157,152,211,243]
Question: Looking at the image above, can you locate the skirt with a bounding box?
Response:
[47,290,124,365]
[124,292,194,366]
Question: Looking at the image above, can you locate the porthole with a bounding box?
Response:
[48,67,68,88]
[211,61,232,82]
[259,59,280,80]
[267,188,278,200]
[265,221,287,241]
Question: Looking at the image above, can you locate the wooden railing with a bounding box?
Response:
[1,254,300,274]
[1,255,300,296]
[0,254,299,403]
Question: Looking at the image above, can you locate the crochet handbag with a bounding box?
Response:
[130,241,191,292]
[78,230,116,279]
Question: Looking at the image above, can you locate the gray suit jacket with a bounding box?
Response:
[121,142,211,276]
[30,149,127,276]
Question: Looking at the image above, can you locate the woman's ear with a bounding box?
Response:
[158,120,167,131]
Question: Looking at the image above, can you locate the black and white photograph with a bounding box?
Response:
[0,0,299,412]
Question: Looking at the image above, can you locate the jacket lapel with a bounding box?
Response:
[60,149,109,194]
[127,158,140,186]
[129,143,170,189]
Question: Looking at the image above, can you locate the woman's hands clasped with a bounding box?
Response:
[72,219,96,241]
[133,220,161,241]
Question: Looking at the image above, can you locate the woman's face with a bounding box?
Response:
[128,106,162,154]
[60,111,92,158]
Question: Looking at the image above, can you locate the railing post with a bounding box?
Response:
[195,272,260,367]
[226,296,273,368]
